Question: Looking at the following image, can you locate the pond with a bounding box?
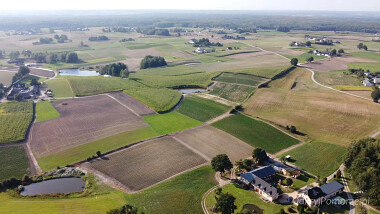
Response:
[20,177,85,196]
[59,68,99,76]
[178,88,206,94]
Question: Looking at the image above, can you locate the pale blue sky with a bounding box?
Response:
[1,0,380,11]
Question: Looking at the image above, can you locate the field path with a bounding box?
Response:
[205,112,232,125]
[272,141,306,157]
[105,94,140,117]
[25,122,42,175]
[171,136,211,162]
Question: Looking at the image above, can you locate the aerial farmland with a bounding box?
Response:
[0,8,380,214]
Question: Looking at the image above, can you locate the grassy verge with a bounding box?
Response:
[212,114,299,154]
[37,127,159,171]
[46,78,74,97]
[35,101,60,122]
[177,95,230,122]
[127,165,217,214]
[332,86,373,91]
[143,112,202,135]
[278,141,346,178]
[205,183,286,213]
[0,145,30,182]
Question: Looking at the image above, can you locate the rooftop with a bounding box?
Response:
[320,180,344,195]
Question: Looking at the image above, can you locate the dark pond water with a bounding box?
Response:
[178,88,206,94]
[59,68,99,76]
[20,177,85,196]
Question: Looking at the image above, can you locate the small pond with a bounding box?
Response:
[20,177,85,196]
[59,68,99,76]
[178,88,206,94]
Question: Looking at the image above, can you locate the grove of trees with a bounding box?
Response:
[137,28,170,36]
[89,36,109,41]
[357,43,368,51]
[344,138,380,206]
[107,204,143,214]
[140,55,167,69]
[192,38,223,47]
[99,62,129,78]
[252,148,268,163]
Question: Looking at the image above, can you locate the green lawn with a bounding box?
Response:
[46,78,74,97]
[37,127,159,171]
[205,184,286,214]
[143,111,202,135]
[281,53,326,63]
[216,73,265,86]
[279,141,347,178]
[127,165,217,214]
[35,101,60,122]
[211,114,299,154]
[0,145,30,182]
[350,52,380,61]
[176,95,230,122]
[0,101,34,144]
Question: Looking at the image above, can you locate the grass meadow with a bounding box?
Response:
[278,141,347,178]
[212,114,299,154]
[350,51,380,61]
[0,145,30,181]
[143,111,202,135]
[35,101,60,122]
[215,73,265,86]
[45,78,74,97]
[176,95,230,122]
[209,82,255,103]
[314,70,362,86]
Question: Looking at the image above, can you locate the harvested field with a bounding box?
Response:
[173,125,253,162]
[303,56,375,72]
[276,49,305,56]
[209,82,255,103]
[84,136,207,191]
[29,68,55,78]
[0,70,15,87]
[107,91,156,116]
[225,51,273,59]
[30,95,148,158]
[243,67,380,146]
[122,48,162,71]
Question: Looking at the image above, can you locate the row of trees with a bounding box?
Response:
[192,38,223,47]
[46,52,79,64]
[137,28,170,36]
[99,62,130,78]
[89,36,109,41]
[140,55,167,69]
[54,34,69,43]
[344,138,380,206]
[12,66,30,83]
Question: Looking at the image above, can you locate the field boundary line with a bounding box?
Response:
[25,122,42,175]
[273,141,306,157]
[105,94,140,117]
[171,136,212,162]
[65,78,75,97]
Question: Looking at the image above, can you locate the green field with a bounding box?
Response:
[0,145,30,181]
[281,53,326,63]
[176,95,230,122]
[210,65,292,79]
[38,127,159,171]
[127,166,217,214]
[279,141,347,177]
[0,71,14,87]
[314,70,362,87]
[143,111,202,134]
[211,114,299,154]
[215,73,265,86]
[209,82,255,103]
[348,62,380,73]
[205,184,286,214]
[0,101,34,144]
[35,101,60,122]
[46,78,74,97]
[350,51,380,61]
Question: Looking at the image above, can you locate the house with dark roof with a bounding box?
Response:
[240,166,279,202]
[297,181,344,207]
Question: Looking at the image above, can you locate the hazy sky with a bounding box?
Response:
[1,0,380,11]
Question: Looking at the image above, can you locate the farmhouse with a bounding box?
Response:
[313,50,330,57]
[226,47,233,51]
[362,78,373,87]
[194,47,212,54]
[188,38,197,44]
[297,181,344,207]
[240,166,279,202]
[7,83,32,100]
[271,162,301,178]
[373,77,380,84]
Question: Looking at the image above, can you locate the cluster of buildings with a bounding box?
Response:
[296,181,345,207]
[194,47,213,54]
[239,164,346,208]
[7,83,40,100]
[290,41,309,47]
[313,50,331,57]
[362,72,380,87]
[221,34,246,40]
[305,35,340,44]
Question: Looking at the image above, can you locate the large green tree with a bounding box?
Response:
[252,148,268,163]
[211,154,233,173]
[371,88,380,102]
[215,192,237,214]
[290,58,298,66]
[345,138,380,206]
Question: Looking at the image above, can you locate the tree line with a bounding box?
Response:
[99,62,130,78]
[192,38,223,47]
[88,36,109,41]
[140,55,167,69]
[136,28,170,36]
